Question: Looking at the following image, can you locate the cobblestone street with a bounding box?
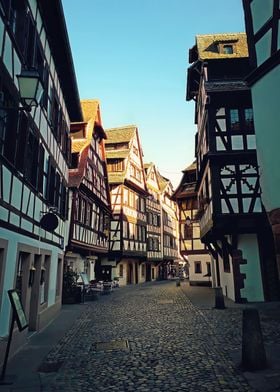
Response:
[39,281,254,392]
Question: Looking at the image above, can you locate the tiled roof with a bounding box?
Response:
[158,173,170,192]
[105,125,136,144]
[81,99,99,123]
[106,150,130,159]
[183,161,196,172]
[72,140,90,153]
[196,33,248,60]
[71,100,103,155]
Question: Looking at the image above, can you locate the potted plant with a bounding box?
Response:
[62,268,81,304]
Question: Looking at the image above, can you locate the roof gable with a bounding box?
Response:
[192,33,248,62]
[105,125,147,192]
[145,162,161,193]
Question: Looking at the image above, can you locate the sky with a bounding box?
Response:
[62,0,245,188]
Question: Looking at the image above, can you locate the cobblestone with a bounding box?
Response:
[41,281,254,391]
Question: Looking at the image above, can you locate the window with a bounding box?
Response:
[45,160,68,218]
[184,224,192,240]
[107,159,124,172]
[229,109,240,131]
[206,262,211,276]
[40,256,50,305]
[119,264,123,278]
[194,261,202,274]
[223,45,233,54]
[56,259,62,297]
[223,244,230,273]
[50,90,60,140]
[3,0,27,53]
[245,108,254,131]
[147,237,153,251]
[71,153,79,169]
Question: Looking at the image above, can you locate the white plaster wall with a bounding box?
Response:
[0,228,61,337]
[138,264,146,283]
[151,266,157,281]
[252,64,280,212]
[239,234,264,302]
[188,254,212,284]
[218,255,235,302]
[117,259,128,286]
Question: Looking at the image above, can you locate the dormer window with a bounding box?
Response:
[223,44,234,54]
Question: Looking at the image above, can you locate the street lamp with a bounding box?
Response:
[16,69,44,111]
[186,216,191,226]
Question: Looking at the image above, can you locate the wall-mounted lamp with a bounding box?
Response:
[186,216,191,226]
[28,266,36,287]
[40,267,46,285]
[0,69,43,117]
[17,69,44,111]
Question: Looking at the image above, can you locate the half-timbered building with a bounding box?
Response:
[0,0,82,361]
[158,173,179,280]
[65,100,111,282]
[243,0,280,292]
[186,33,278,302]
[104,125,147,286]
[172,162,212,285]
[144,162,162,281]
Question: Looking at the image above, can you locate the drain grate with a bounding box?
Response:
[94,339,129,352]
[157,299,174,304]
[37,361,63,373]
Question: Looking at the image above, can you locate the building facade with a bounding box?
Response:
[172,162,212,286]
[158,173,180,280]
[144,162,163,281]
[186,33,278,302]
[65,100,111,283]
[104,125,148,286]
[243,0,280,290]
[0,0,82,361]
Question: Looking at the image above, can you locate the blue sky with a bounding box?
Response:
[62,0,245,187]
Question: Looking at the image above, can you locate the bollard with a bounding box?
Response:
[214,287,225,309]
[176,280,181,287]
[242,308,266,371]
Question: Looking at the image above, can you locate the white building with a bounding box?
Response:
[0,0,82,361]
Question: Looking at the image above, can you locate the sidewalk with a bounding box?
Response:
[0,303,86,391]
[181,281,280,392]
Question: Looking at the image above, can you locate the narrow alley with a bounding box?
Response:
[3,281,280,392]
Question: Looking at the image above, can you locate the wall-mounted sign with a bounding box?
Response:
[8,290,28,332]
[40,213,59,231]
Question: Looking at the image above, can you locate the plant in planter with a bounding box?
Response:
[62,268,81,304]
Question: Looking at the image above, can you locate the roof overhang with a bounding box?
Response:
[38,0,82,122]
